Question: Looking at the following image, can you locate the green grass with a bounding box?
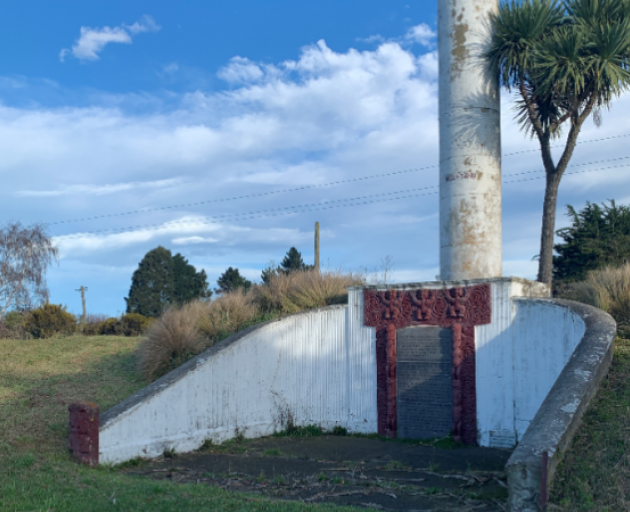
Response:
[550,337,630,510]
[0,335,362,512]
[273,423,323,438]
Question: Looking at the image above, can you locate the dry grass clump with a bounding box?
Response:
[138,270,364,381]
[560,263,630,335]
[137,290,260,380]
[136,303,207,381]
[258,270,364,313]
[197,289,258,339]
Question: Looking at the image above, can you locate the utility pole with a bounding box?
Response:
[76,286,88,325]
[314,222,320,273]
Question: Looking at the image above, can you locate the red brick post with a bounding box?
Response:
[68,402,99,466]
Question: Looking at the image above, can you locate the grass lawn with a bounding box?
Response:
[3,334,629,511]
[0,335,359,512]
[550,336,630,511]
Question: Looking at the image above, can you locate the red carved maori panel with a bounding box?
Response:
[363,284,491,445]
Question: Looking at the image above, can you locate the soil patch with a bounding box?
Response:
[123,435,511,511]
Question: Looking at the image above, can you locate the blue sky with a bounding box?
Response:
[1,1,629,317]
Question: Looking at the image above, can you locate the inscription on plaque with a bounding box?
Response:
[397,326,452,439]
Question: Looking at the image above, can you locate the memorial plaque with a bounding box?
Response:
[397,326,452,439]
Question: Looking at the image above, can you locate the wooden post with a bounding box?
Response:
[76,286,87,325]
[314,222,320,273]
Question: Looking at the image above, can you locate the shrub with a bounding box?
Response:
[4,311,26,331]
[24,302,76,339]
[136,303,207,381]
[120,313,151,336]
[99,317,122,336]
[82,314,108,336]
[0,311,30,339]
[559,263,630,337]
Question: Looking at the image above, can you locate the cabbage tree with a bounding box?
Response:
[485,0,630,286]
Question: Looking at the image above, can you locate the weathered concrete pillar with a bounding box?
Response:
[438,0,502,281]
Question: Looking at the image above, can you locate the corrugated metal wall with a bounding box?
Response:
[100,303,377,464]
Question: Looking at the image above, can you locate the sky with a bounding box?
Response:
[1,1,629,317]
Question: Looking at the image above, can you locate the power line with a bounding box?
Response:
[49,164,440,226]
[48,150,630,228]
[503,132,630,157]
[53,162,630,241]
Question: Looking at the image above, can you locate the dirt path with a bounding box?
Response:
[124,436,510,511]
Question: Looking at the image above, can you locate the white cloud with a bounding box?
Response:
[218,57,265,84]
[172,236,219,245]
[53,215,309,258]
[59,15,160,62]
[405,23,436,47]
[162,62,179,74]
[357,34,385,44]
[16,178,184,197]
[4,34,630,313]
[358,23,436,49]
[124,15,161,35]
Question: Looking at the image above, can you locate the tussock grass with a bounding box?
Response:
[138,270,364,381]
[258,269,364,313]
[560,263,630,336]
[136,304,207,381]
[199,288,259,337]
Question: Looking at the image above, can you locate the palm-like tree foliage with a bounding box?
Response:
[485,0,630,285]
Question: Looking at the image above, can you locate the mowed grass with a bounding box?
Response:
[0,335,359,512]
[550,336,630,511]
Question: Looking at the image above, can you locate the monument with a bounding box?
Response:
[438,0,502,280]
[87,4,615,509]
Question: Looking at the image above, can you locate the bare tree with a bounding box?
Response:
[0,223,58,317]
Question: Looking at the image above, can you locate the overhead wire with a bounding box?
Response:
[49,150,630,227]
[503,132,630,157]
[53,161,630,241]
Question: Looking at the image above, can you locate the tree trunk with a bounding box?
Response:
[537,172,562,286]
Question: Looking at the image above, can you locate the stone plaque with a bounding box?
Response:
[397,326,452,439]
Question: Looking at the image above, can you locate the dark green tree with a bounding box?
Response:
[125,246,175,317]
[261,263,278,284]
[126,247,211,317]
[172,253,212,304]
[215,267,252,294]
[485,0,630,286]
[280,247,312,274]
[554,200,630,282]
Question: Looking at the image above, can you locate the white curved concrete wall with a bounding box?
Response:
[511,299,586,439]
[99,305,376,464]
[475,296,585,447]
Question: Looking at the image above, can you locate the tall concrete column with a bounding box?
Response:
[438,0,502,281]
